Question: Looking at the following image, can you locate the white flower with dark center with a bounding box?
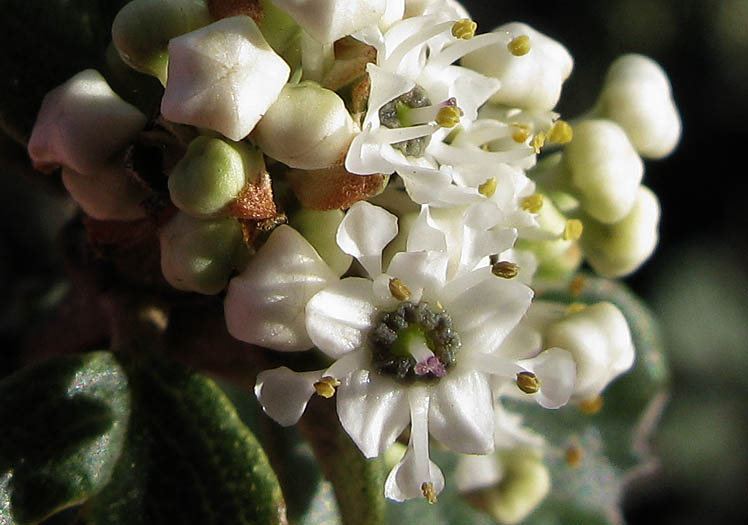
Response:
[249,201,576,502]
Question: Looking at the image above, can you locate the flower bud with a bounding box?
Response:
[561,119,643,224]
[271,0,386,44]
[169,136,264,217]
[254,82,356,169]
[461,22,573,111]
[161,16,290,141]
[289,208,352,276]
[112,0,212,85]
[28,69,146,175]
[579,185,660,278]
[61,163,148,221]
[516,238,581,281]
[594,54,681,159]
[159,212,245,294]
[544,302,635,401]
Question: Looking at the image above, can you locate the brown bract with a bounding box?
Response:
[207,0,264,21]
[287,165,386,210]
[226,169,277,220]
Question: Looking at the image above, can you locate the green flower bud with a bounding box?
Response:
[579,185,660,278]
[112,0,212,85]
[289,208,352,276]
[169,136,264,217]
[159,212,244,294]
[254,82,355,169]
[61,163,149,221]
[516,238,582,281]
[561,119,643,224]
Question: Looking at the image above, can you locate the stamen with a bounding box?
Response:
[421,481,438,504]
[516,371,540,394]
[430,141,534,166]
[386,21,454,69]
[378,124,439,144]
[313,376,341,398]
[491,260,520,279]
[508,35,531,56]
[579,396,604,415]
[566,302,587,315]
[430,32,507,69]
[520,194,544,213]
[512,126,532,143]
[563,219,584,241]
[452,19,477,39]
[389,278,412,301]
[565,444,583,468]
[531,131,547,153]
[436,106,462,128]
[548,120,574,144]
[478,177,497,197]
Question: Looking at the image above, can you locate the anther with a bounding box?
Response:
[436,106,462,128]
[389,278,412,301]
[521,194,544,213]
[313,376,341,398]
[491,261,520,279]
[508,35,531,56]
[548,120,574,144]
[512,128,531,143]
[563,219,583,241]
[421,481,438,504]
[478,177,497,198]
[516,371,540,394]
[579,396,604,415]
[452,19,477,40]
[565,444,583,468]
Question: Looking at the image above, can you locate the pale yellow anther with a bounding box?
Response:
[389,278,411,301]
[491,260,520,279]
[516,371,540,394]
[531,131,546,154]
[512,128,531,143]
[521,194,544,213]
[508,35,531,56]
[563,219,584,241]
[313,376,341,399]
[436,300,444,311]
[565,444,583,468]
[436,106,461,128]
[452,19,477,40]
[478,177,497,198]
[548,120,574,144]
[421,482,438,504]
[565,302,588,315]
[579,396,604,415]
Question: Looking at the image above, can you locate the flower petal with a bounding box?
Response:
[224,225,336,351]
[336,201,398,277]
[255,367,322,426]
[385,250,449,303]
[519,348,577,409]
[454,453,502,493]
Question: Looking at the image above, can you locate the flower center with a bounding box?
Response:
[370,301,461,382]
[379,85,432,157]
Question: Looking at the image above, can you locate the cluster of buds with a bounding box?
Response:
[26,0,680,517]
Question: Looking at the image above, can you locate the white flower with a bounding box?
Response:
[249,202,576,501]
[272,0,388,44]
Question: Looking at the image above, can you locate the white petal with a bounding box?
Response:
[455,453,503,493]
[305,277,379,358]
[336,367,410,458]
[443,267,534,354]
[406,206,447,254]
[224,225,335,351]
[385,250,449,303]
[399,166,481,207]
[428,370,495,454]
[255,367,322,426]
[336,201,398,277]
[519,348,577,409]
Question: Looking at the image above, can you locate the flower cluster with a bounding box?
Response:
[27,0,680,515]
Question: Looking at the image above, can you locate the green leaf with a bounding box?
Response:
[0,352,130,525]
[83,357,287,525]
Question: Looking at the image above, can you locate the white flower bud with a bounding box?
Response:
[562,119,643,224]
[580,185,660,278]
[253,82,356,169]
[289,208,353,276]
[159,212,244,295]
[461,22,573,111]
[271,0,386,44]
[595,54,681,159]
[112,0,212,84]
[161,16,290,141]
[544,302,635,401]
[61,163,148,221]
[28,69,146,175]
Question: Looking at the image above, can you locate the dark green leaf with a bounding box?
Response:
[0,352,130,524]
[83,357,286,525]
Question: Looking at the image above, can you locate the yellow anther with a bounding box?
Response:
[565,302,587,315]
[516,371,540,394]
[531,131,546,154]
[478,177,497,198]
[491,261,520,279]
[436,300,444,311]
[389,278,411,301]
[565,444,583,468]
[548,120,574,144]
[452,19,477,40]
[579,396,604,415]
[508,35,531,56]
[563,219,584,241]
[521,194,544,213]
[513,128,531,143]
[313,376,341,399]
[421,482,438,504]
[436,105,461,128]
[568,275,585,297]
